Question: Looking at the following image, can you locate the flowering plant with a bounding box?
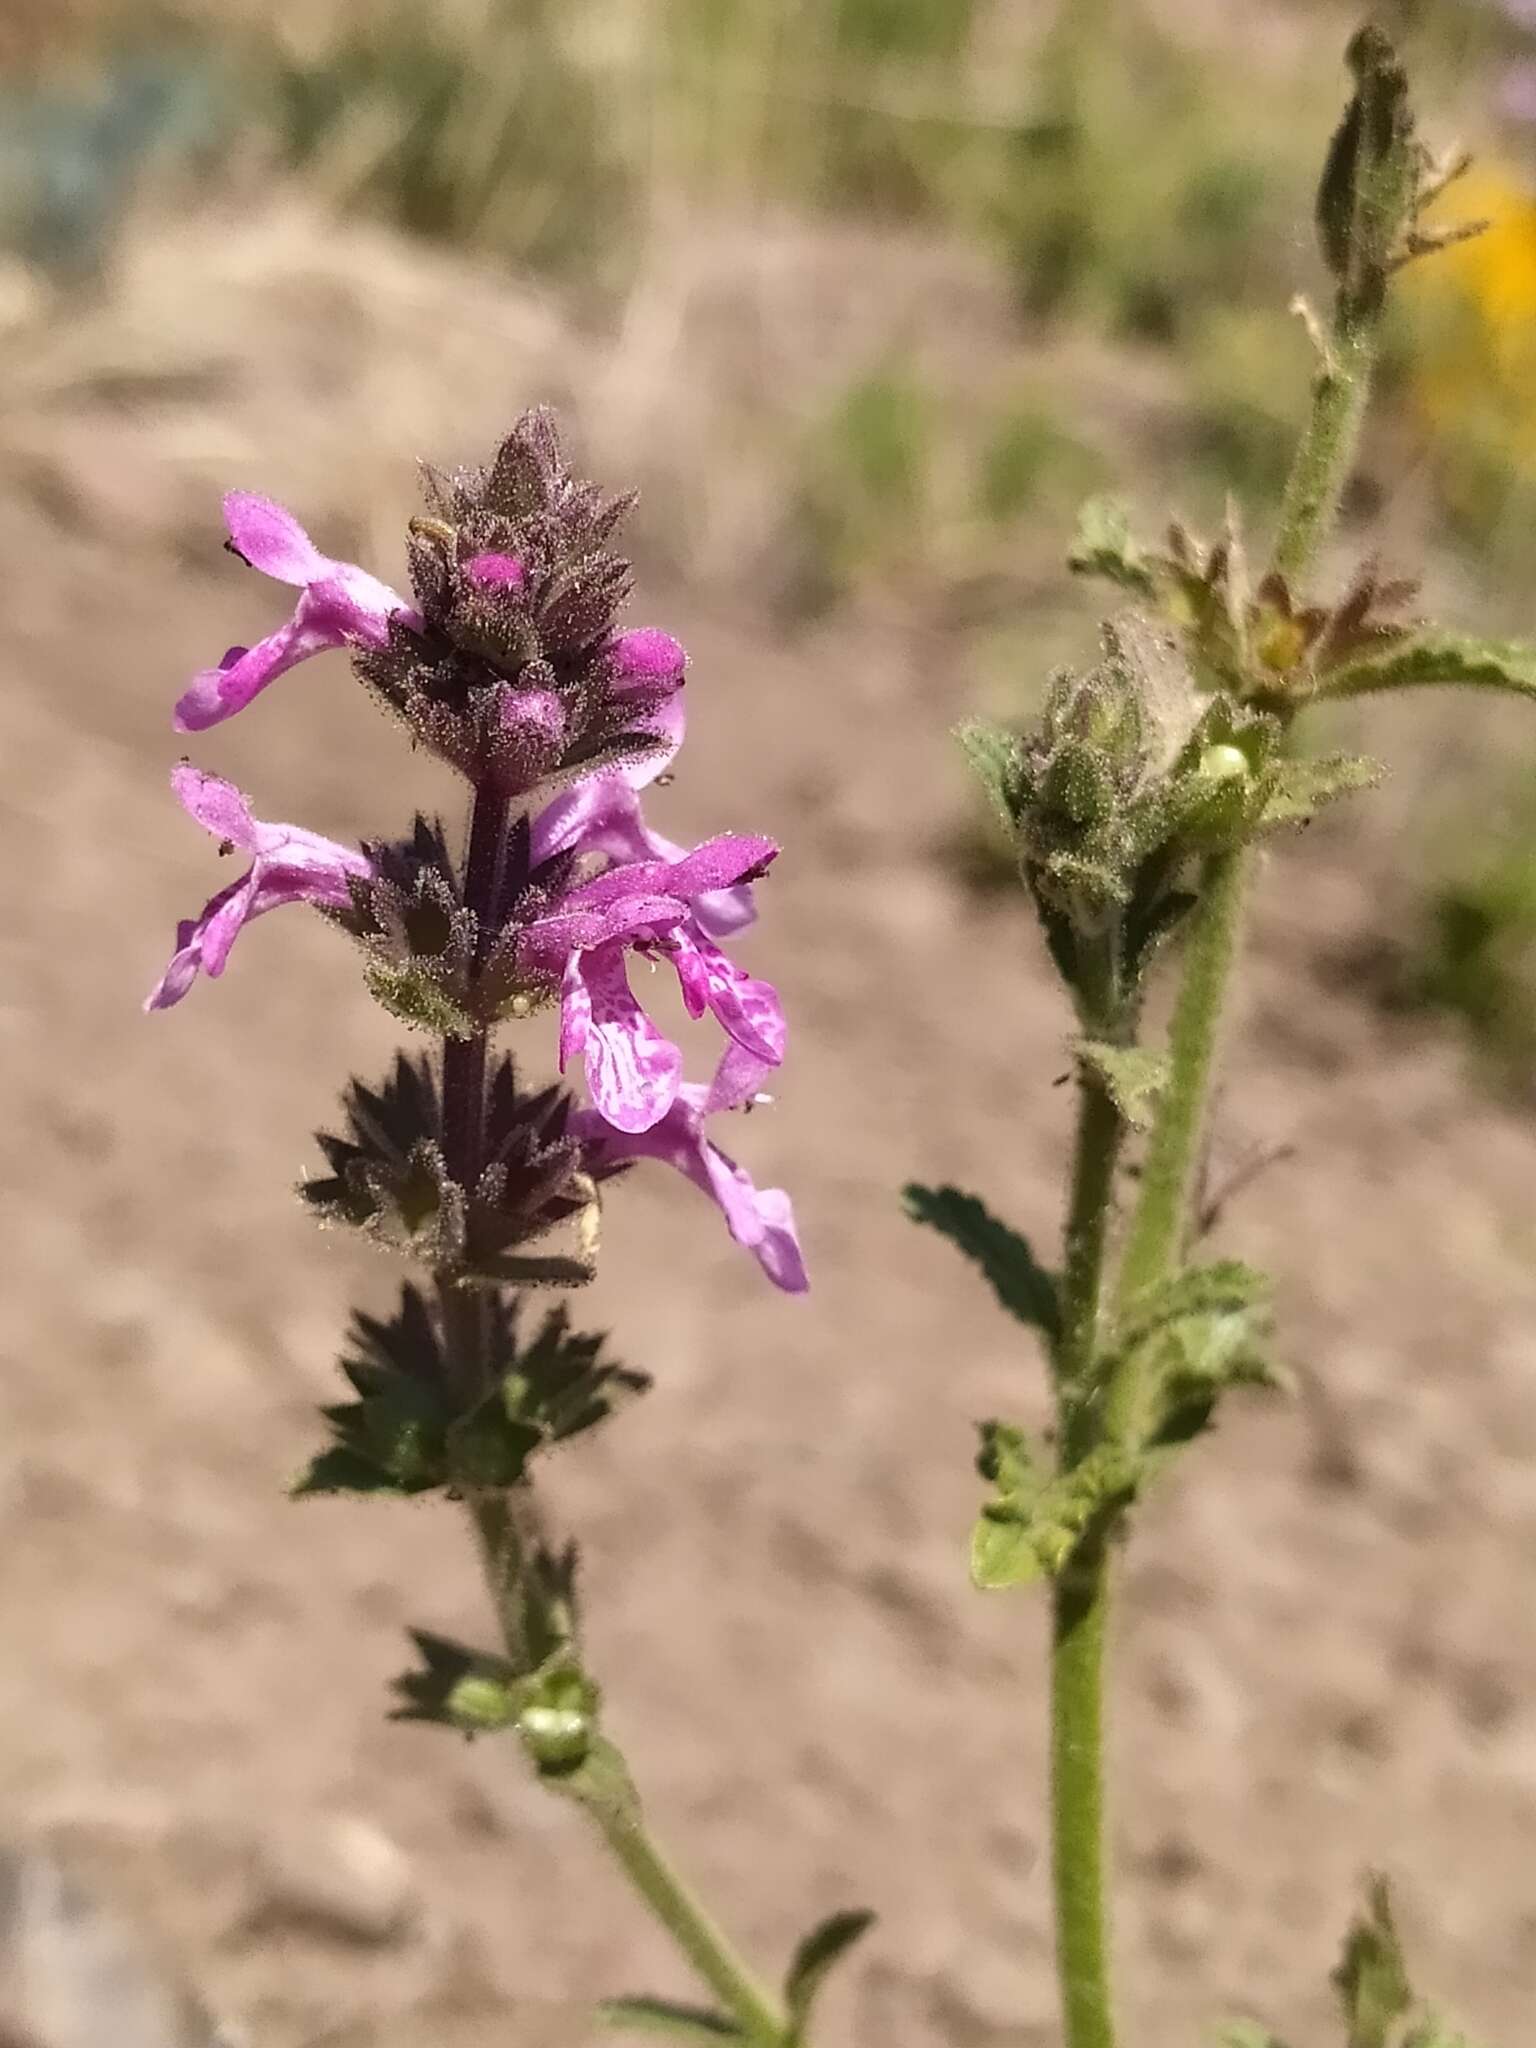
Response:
[147,29,1536,2048]
[151,411,818,2043]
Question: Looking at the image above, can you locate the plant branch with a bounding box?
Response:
[441,779,790,2047]
[1042,51,1404,2046]
[1047,930,1129,2048]
[1051,1550,1115,2048]
[590,1806,790,2048]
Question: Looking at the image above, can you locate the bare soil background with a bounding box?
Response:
[1,200,1535,2048]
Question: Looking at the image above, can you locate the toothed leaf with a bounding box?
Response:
[902,1184,1059,1339]
[1325,633,1536,706]
[784,1909,877,2039]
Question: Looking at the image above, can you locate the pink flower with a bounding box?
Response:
[531,776,756,940]
[146,765,372,1010]
[573,1078,807,1293]
[174,493,417,733]
[519,834,785,1136]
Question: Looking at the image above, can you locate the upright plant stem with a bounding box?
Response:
[1050,1079,1123,2048]
[442,779,789,2047]
[1051,1548,1114,2048]
[1048,928,1127,2048]
[1045,256,1387,2048]
[589,1808,789,2048]
[1117,305,1380,1311]
[1113,846,1249,1314]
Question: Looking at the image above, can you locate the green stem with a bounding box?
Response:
[1048,929,1129,2048]
[1051,1554,1114,2048]
[1270,321,1374,588]
[1058,1078,1126,1400]
[1113,845,1250,1315]
[1044,175,1389,2048]
[589,1805,789,2048]
[439,768,788,2042]
[1048,1073,1124,2048]
[463,1499,788,2048]
[1116,287,1383,1316]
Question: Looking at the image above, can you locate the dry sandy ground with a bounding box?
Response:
[1,207,1535,2048]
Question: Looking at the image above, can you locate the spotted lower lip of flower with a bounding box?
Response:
[572,1079,807,1293]
[173,492,418,733]
[145,764,373,1010]
[518,833,785,1135]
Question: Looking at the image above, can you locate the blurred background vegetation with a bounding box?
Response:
[4,0,1536,1092]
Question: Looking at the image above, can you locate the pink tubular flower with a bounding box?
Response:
[145,765,372,1011]
[573,1079,807,1294]
[531,775,756,939]
[174,493,417,733]
[519,833,785,1136]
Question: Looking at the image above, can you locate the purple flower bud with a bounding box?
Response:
[464,551,528,591]
[611,627,687,687]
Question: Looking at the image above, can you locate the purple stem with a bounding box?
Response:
[438,779,512,1406]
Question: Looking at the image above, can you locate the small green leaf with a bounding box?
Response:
[1074,1041,1169,1130]
[1324,632,1536,706]
[389,1629,522,1733]
[1334,1875,1412,2048]
[598,1996,744,2041]
[1258,753,1382,830]
[902,1184,1060,1340]
[1068,496,1156,596]
[971,1511,1042,1590]
[1113,1262,1281,1468]
[784,1908,877,2037]
[972,1440,1138,1590]
[956,720,1025,831]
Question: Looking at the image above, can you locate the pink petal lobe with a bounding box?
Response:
[170,764,259,849]
[223,493,327,583]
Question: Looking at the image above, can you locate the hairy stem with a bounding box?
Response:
[1044,192,1388,2048]
[589,1808,789,2048]
[1113,845,1249,1314]
[1051,1552,1114,2048]
[464,1495,789,2045]
[1048,932,1128,2048]
[442,779,788,2045]
[1270,321,1374,588]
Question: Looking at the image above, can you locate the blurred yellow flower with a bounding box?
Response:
[1404,165,1536,476]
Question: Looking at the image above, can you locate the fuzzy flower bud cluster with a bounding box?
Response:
[962,611,1378,1015]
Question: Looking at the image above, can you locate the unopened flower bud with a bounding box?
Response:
[448,1674,520,1733]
